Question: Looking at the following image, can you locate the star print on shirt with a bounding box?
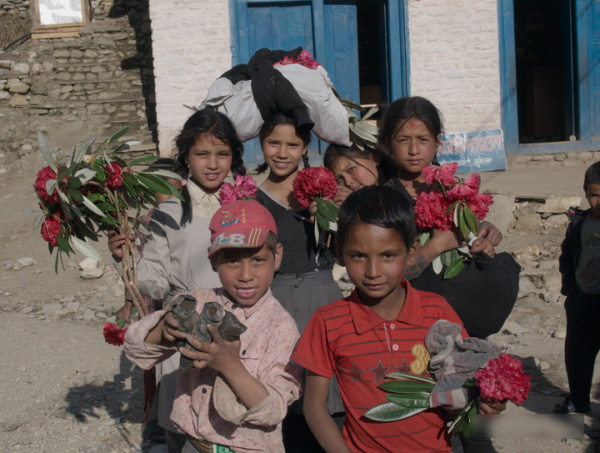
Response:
[339,362,366,383]
[394,358,411,373]
[370,359,391,384]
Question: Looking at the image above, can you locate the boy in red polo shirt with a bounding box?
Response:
[293,185,468,452]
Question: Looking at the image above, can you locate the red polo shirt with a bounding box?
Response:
[292,279,465,453]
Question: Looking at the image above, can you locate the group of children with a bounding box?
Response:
[111,94,599,453]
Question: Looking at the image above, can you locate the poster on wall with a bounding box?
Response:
[437,129,507,173]
[38,0,83,26]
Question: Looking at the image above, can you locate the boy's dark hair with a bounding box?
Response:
[584,161,600,191]
[379,96,444,150]
[336,186,416,258]
[173,109,246,226]
[323,143,397,185]
[255,113,312,173]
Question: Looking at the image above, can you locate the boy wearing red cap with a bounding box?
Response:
[125,200,302,453]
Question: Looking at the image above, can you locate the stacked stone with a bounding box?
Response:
[0,0,155,150]
[0,0,30,19]
[507,151,600,169]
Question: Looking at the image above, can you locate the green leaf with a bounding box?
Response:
[33,212,45,231]
[85,193,105,203]
[444,200,460,216]
[463,206,479,235]
[46,179,57,196]
[75,167,96,183]
[57,165,70,182]
[82,195,106,217]
[137,173,175,195]
[458,207,471,241]
[316,211,330,232]
[129,156,160,166]
[56,227,71,253]
[68,136,96,169]
[67,176,82,189]
[315,198,339,221]
[444,258,464,279]
[92,162,106,183]
[108,127,130,144]
[418,231,431,246]
[37,131,57,168]
[440,248,459,267]
[70,236,101,261]
[386,372,436,384]
[386,393,431,408]
[361,106,379,121]
[68,188,84,203]
[143,169,183,180]
[379,380,434,394]
[364,401,429,422]
[432,256,443,274]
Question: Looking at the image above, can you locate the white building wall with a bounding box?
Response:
[149,0,232,156]
[407,0,502,135]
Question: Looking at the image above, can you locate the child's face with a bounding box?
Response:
[341,222,415,307]
[586,183,600,218]
[389,119,438,179]
[212,242,283,307]
[185,134,232,193]
[331,156,378,192]
[261,124,307,180]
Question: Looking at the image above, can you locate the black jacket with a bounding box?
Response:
[559,207,591,296]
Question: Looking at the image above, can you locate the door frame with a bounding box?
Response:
[230,0,410,104]
[498,0,596,154]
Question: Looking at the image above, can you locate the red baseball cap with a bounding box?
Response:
[208,200,278,258]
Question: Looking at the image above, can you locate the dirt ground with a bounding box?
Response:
[1,152,600,452]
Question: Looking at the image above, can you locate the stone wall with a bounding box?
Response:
[0,0,157,161]
[148,0,232,156]
[0,0,29,18]
[408,0,502,134]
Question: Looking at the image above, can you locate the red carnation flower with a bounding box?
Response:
[476,354,531,406]
[34,166,59,205]
[414,190,453,231]
[40,215,62,247]
[293,167,338,208]
[103,322,127,346]
[104,162,125,190]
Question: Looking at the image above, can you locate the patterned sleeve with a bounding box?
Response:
[292,310,336,378]
[405,251,429,281]
[123,310,177,369]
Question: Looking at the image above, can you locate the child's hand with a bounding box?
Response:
[180,325,242,374]
[107,229,135,262]
[478,221,503,246]
[469,237,496,258]
[478,398,506,415]
[308,200,318,223]
[162,312,186,344]
[333,185,353,207]
[115,299,133,324]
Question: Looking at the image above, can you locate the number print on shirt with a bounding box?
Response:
[410,343,431,375]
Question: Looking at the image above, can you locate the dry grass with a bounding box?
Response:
[0,12,32,50]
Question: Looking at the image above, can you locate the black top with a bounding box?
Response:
[256,188,335,275]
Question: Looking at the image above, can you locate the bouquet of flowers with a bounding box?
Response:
[365,321,531,438]
[219,174,258,204]
[365,356,530,437]
[293,167,339,241]
[413,163,494,278]
[33,128,182,319]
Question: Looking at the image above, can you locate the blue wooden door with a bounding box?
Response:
[234,1,359,165]
[587,0,600,139]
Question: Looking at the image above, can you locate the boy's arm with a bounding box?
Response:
[559,220,576,295]
[124,310,177,369]
[304,372,352,453]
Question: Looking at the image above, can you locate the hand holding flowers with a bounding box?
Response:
[293,167,339,236]
[413,163,494,278]
[33,128,182,318]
